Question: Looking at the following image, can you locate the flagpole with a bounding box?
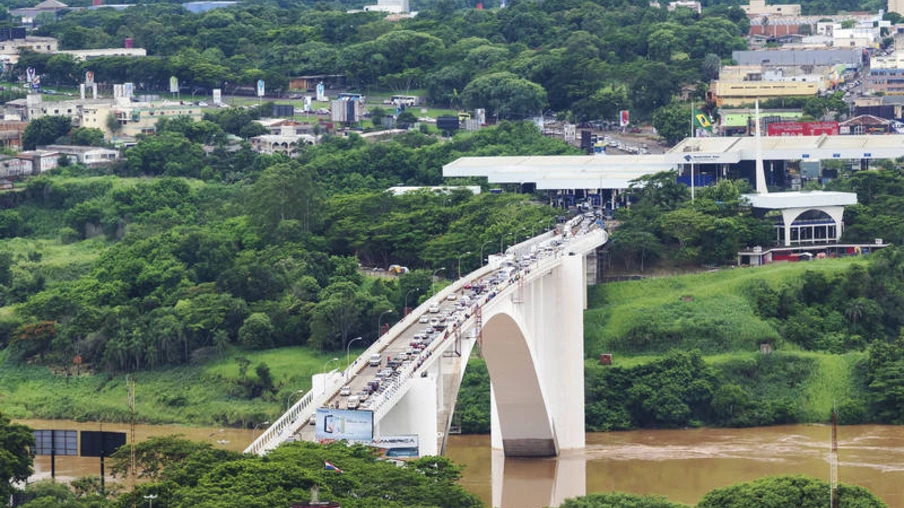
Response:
[691,101,695,202]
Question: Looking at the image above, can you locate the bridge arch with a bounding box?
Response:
[482,311,557,457]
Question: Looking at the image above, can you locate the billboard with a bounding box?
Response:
[767,121,839,137]
[315,408,374,441]
[619,110,629,127]
[257,79,265,97]
[169,76,179,94]
[80,431,127,458]
[32,430,78,456]
[370,435,419,459]
[85,71,94,86]
[212,88,222,104]
[316,82,326,102]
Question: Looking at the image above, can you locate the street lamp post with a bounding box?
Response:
[345,336,363,379]
[404,287,421,316]
[431,267,446,297]
[144,494,158,508]
[377,309,394,340]
[321,358,338,394]
[457,251,472,279]
[499,234,505,255]
[252,421,270,439]
[480,240,494,266]
[285,389,306,410]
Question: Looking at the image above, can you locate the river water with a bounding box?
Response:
[446,425,904,508]
[15,420,904,508]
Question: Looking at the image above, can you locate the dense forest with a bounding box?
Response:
[6,0,753,121]
[0,119,572,378]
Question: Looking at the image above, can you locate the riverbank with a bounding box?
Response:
[0,346,359,427]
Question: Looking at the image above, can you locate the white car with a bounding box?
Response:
[447,293,458,301]
[340,385,351,396]
[419,315,429,323]
[428,304,440,313]
[429,318,440,327]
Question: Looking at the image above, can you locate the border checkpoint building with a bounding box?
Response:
[442,105,893,265]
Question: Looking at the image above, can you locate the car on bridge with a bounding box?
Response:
[340,385,351,396]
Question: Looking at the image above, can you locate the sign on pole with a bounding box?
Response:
[169,76,179,94]
[316,82,326,102]
[212,88,222,104]
[619,110,630,128]
[257,79,265,98]
[85,71,94,86]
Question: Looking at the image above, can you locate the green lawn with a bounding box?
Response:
[586,258,865,355]
[0,346,365,427]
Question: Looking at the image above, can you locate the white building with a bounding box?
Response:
[42,145,119,165]
[362,0,409,14]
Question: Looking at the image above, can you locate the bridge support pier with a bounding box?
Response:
[491,448,586,507]
[377,371,439,457]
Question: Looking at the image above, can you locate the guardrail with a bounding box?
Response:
[244,369,345,455]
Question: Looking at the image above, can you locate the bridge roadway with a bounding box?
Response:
[245,214,604,456]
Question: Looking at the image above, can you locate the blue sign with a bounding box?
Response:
[864,153,872,158]
[256,79,265,97]
[315,408,373,441]
[801,154,810,158]
[833,153,841,158]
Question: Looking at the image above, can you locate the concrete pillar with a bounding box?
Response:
[379,374,439,456]
[553,254,586,451]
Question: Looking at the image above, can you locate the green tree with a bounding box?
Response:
[69,127,107,147]
[247,161,319,238]
[557,492,688,508]
[697,475,887,508]
[652,101,692,145]
[238,312,275,349]
[461,72,547,120]
[22,116,72,150]
[0,414,34,501]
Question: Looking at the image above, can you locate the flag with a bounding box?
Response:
[693,109,713,132]
[324,461,343,473]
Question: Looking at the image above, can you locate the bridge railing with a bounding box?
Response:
[244,370,345,455]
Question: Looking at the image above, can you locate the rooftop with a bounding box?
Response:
[743,191,858,209]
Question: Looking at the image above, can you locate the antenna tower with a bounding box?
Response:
[127,374,137,507]
[830,401,838,508]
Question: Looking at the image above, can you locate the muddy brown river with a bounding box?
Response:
[16,420,904,507]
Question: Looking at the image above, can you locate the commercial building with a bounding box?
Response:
[741,0,801,17]
[25,93,204,139]
[362,0,410,13]
[732,49,863,69]
[709,80,820,106]
[10,0,69,26]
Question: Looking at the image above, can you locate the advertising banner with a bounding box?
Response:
[85,71,94,86]
[169,76,179,94]
[619,110,629,127]
[316,82,326,102]
[124,82,134,97]
[212,88,222,104]
[767,121,839,137]
[257,79,265,97]
[303,96,312,112]
[26,67,34,84]
[370,435,419,459]
[315,408,374,441]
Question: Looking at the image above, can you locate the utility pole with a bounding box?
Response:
[128,375,137,508]
[830,401,838,508]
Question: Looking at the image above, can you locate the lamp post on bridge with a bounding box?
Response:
[404,287,421,316]
[377,309,394,340]
[285,389,305,410]
[457,251,472,279]
[480,240,494,266]
[321,357,339,394]
[431,267,446,297]
[345,336,363,380]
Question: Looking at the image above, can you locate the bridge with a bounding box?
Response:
[244,215,607,461]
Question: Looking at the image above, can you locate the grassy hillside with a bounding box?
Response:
[585,258,866,356]
[0,346,360,427]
